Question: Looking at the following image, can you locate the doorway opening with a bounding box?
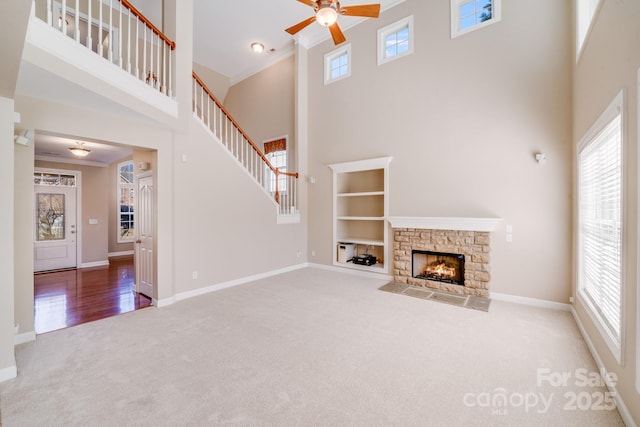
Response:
[33,133,157,333]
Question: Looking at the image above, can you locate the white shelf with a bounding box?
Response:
[337,216,385,221]
[337,191,384,197]
[337,237,384,246]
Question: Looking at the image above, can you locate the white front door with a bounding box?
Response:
[136,174,154,298]
[34,185,77,272]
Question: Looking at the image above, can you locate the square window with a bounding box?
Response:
[377,16,414,66]
[324,44,351,85]
[451,0,501,38]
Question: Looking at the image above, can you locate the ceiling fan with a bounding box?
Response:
[285,0,381,45]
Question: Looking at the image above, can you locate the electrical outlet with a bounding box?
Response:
[569,296,575,304]
[192,271,198,279]
[296,250,301,258]
[311,250,316,257]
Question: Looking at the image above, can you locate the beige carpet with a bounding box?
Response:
[0,267,624,426]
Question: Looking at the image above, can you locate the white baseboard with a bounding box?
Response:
[14,331,36,346]
[491,292,571,312]
[155,297,173,308]
[0,365,17,383]
[108,250,134,257]
[155,263,309,307]
[308,262,393,281]
[79,260,109,269]
[571,308,637,427]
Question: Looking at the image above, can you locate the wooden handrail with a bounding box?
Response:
[192,71,299,180]
[121,0,176,50]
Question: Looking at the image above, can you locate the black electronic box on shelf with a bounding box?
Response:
[351,254,377,266]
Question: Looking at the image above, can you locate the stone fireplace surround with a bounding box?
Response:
[388,217,501,298]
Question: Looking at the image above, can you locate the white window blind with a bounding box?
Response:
[578,113,622,347]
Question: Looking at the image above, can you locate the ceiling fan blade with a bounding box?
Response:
[297,0,317,7]
[339,4,381,18]
[328,22,346,45]
[285,16,317,35]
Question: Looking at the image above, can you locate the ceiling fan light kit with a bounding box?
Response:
[286,0,381,45]
[316,3,339,27]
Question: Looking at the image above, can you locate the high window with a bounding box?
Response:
[576,0,603,60]
[450,0,501,38]
[577,91,624,363]
[377,16,413,65]
[118,161,135,243]
[324,44,351,85]
[264,138,287,194]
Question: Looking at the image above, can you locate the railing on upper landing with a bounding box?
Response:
[34,0,175,97]
[192,72,299,216]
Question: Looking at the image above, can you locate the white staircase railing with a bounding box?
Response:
[35,0,175,97]
[192,72,299,216]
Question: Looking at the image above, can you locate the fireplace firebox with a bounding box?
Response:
[411,250,465,286]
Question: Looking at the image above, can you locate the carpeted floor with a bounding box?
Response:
[0,267,625,426]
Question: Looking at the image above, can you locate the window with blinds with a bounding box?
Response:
[577,92,623,362]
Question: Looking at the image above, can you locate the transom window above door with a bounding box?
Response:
[34,172,76,187]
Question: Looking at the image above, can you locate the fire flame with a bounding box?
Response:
[425,262,456,278]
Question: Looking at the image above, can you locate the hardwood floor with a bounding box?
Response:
[34,257,152,334]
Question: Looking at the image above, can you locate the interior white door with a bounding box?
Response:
[136,174,154,298]
[34,185,77,272]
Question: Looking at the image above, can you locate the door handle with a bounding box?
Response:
[70,231,76,234]
[135,239,142,244]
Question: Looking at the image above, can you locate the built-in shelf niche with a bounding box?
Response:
[329,157,392,275]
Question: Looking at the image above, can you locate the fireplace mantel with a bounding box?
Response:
[388,217,502,232]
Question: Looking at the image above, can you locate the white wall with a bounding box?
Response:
[193,61,232,103]
[572,0,640,423]
[14,138,34,337]
[172,118,306,294]
[0,97,17,381]
[306,0,573,303]
[224,55,296,167]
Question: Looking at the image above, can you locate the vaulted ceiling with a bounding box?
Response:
[134,0,407,82]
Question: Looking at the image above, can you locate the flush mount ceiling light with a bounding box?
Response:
[251,42,265,53]
[69,142,91,157]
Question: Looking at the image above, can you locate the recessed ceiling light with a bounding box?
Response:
[251,42,264,53]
